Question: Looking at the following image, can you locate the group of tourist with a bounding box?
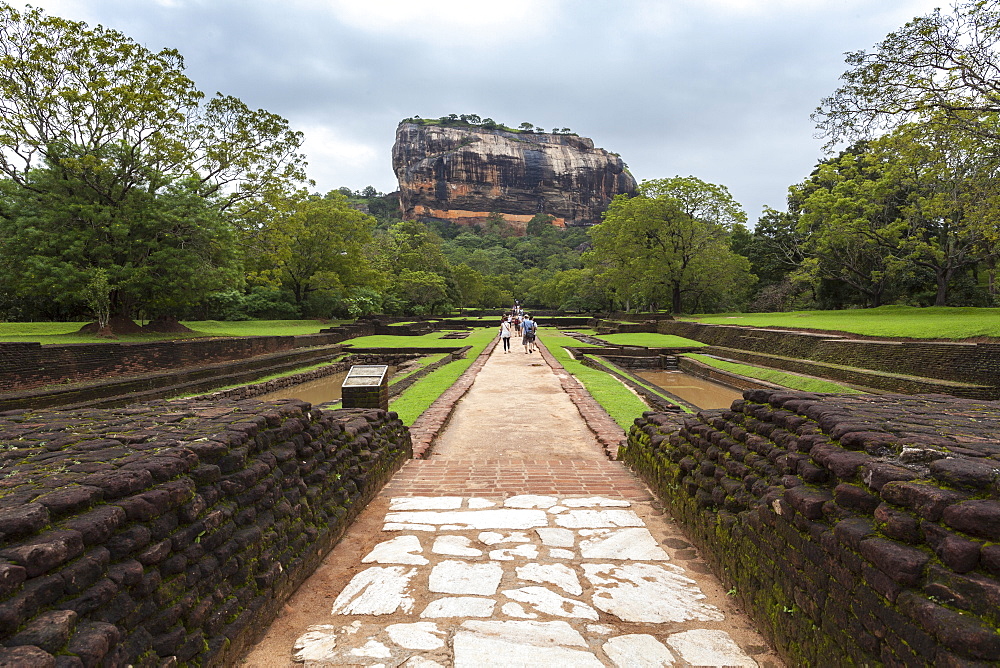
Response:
[498,303,538,354]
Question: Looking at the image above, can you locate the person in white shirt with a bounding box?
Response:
[499,316,512,353]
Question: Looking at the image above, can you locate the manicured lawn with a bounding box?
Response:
[684,353,864,394]
[541,332,650,429]
[347,332,483,349]
[686,305,1000,340]
[0,319,340,343]
[389,329,496,425]
[598,333,706,347]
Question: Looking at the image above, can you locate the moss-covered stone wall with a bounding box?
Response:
[657,321,1000,397]
[0,324,375,394]
[0,398,410,666]
[621,391,1000,666]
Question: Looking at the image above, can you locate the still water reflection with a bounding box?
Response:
[634,370,744,410]
[257,365,399,406]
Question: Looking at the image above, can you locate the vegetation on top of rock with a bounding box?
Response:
[401,113,576,136]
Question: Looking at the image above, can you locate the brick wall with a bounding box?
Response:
[621,391,1000,666]
[0,398,410,666]
[0,324,375,394]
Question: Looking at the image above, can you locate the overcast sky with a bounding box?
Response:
[25,0,944,225]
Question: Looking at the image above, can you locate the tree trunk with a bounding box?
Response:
[671,283,682,314]
[934,268,951,306]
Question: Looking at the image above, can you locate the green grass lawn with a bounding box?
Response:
[389,328,496,425]
[0,319,340,344]
[686,305,1000,340]
[684,353,864,394]
[347,331,485,349]
[541,331,650,429]
[597,333,706,347]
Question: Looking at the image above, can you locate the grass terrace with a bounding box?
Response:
[686,305,1000,340]
[388,328,495,425]
[684,353,865,394]
[596,333,706,347]
[540,331,650,429]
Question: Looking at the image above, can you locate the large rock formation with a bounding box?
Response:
[392,121,636,230]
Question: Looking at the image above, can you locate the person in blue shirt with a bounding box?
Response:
[521,314,537,353]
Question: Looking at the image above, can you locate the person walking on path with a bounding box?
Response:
[498,315,512,353]
[521,313,537,353]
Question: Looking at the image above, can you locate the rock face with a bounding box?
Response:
[392,122,636,230]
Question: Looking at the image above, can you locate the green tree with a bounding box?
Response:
[392,270,449,314]
[0,152,239,318]
[587,177,752,313]
[451,263,484,309]
[248,191,376,308]
[0,3,304,322]
[815,0,1000,144]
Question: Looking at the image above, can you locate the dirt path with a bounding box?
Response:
[241,334,781,667]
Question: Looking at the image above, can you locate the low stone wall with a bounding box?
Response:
[0,324,375,394]
[0,399,410,666]
[677,356,790,392]
[621,391,1000,666]
[657,321,1000,395]
[195,352,427,403]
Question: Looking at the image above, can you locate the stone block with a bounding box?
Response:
[942,500,1000,541]
[858,537,929,587]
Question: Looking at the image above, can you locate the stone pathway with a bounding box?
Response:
[242,336,781,667]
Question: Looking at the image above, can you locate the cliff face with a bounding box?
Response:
[392,122,636,230]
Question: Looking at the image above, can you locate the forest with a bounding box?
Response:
[1,1,999,326]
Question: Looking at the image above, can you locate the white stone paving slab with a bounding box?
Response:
[350,638,392,658]
[549,548,575,559]
[385,509,548,529]
[603,634,676,667]
[291,625,337,663]
[467,498,495,509]
[331,566,416,615]
[578,528,671,560]
[666,629,757,667]
[587,624,614,635]
[503,586,599,620]
[383,522,436,532]
[516,563,582,596]
[504,494,558,508]
[420,597,496,618]
[386,622,445,650]
[452,632,604,668]
[389,497,463,510]
[431,535,483,557]
[429,560,503,596]
[478,530,531,545]
[461,619,588,647]
[501,601,537,618]
[489,544,539,561]
[546,505,568,513]
[362,535,429,565]
[536,527,574,547]
[554,509,645,529]
[562,496,632,508]
[583,563,724,623]
[403,657,446,668]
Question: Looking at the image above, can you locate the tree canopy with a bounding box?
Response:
[815,0,1000,145]
[0,2,306,324]
[587,177,753,313]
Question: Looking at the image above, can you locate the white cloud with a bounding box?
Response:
[296,124,382,192]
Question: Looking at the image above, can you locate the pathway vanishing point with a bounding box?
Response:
[242,334,782,667]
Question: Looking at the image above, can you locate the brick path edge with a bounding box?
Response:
[535,338,627,459]
[407,336,500,458]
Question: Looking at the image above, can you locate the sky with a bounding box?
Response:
[23,0,946,225]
